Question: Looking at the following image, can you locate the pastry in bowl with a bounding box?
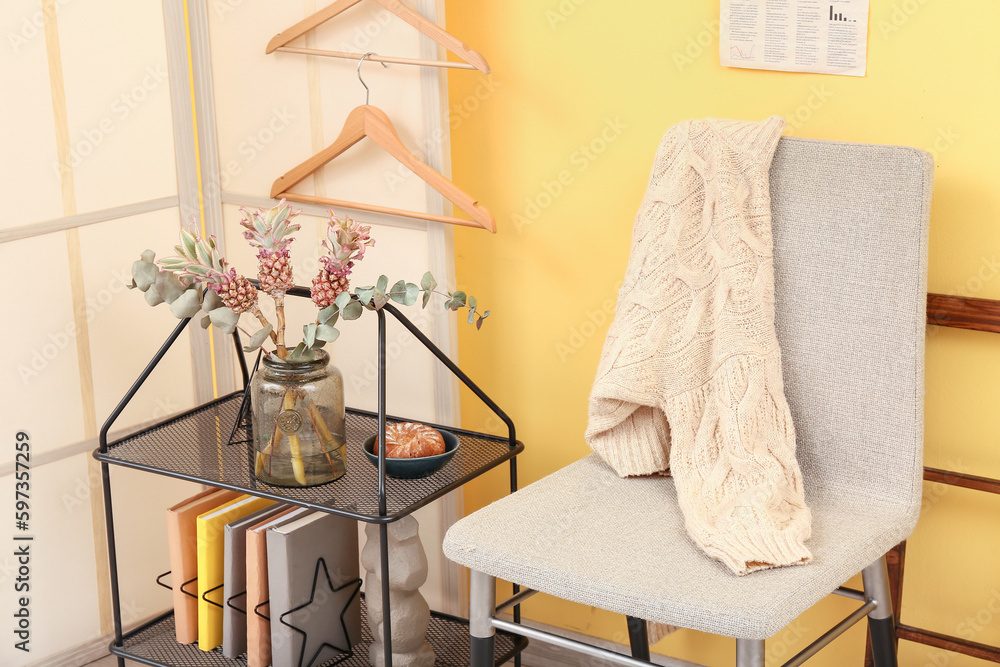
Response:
[373,422,446,458]
[364,425,460,479]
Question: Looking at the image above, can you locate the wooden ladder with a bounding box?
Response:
[864,294,1000,665]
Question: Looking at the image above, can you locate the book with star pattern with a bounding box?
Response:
[266,511,361,667]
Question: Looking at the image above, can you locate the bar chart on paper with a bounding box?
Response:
[829,5,858,22]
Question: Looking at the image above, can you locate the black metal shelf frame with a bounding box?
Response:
[93,288,525,667]
[111,600,527,667]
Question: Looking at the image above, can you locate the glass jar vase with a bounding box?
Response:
[250,349,347,487]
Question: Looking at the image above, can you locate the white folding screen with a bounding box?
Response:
[0,0,461,664]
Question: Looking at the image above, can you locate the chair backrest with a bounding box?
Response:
[769,137,933,513]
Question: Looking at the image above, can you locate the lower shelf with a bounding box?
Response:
[112,601,527,667]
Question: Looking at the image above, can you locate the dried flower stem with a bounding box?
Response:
[281,389,307,485]
[249,305,279,346]
[300,392,342,474]
[273,293,288,359]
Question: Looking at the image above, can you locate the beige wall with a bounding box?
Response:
[1,0,460,663]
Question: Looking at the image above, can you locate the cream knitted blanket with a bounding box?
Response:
[585,116,812,576]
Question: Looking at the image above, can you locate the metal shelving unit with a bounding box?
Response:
[111,600,525,667]
[93,291,526,667]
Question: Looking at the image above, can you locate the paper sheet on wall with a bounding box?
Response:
[720,0,869,76]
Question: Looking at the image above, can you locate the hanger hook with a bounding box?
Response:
[357,52,388,106]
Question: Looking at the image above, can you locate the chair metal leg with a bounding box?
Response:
[627,616,651,661]
[863,556,898,667]
[470,570,497,667]
[736,638,764,667]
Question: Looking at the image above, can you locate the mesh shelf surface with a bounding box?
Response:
[114,602,526,667]
[96,393,521,521]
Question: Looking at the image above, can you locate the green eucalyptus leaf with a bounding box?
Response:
[372,289,388,310]
[140,249,156,263]
[318,304,338,325]
[376,274,388,292]
[476,316,484,330]
[208,306,239,334]
[467,309,476,325]
[468,295,477,311]
[420,271,437,291]
[303,323,317,348]
[334,291,353,310]
[132,260,157,292]
[170,288,203,319]
[287,342,308,361]
[389,280,407,304]
[404,283,419,306]
[144,284,164,306]
[451,291,467,307]
[155,271,187,304]
[342,300,364,320]
[245,325,272,351]
[316,324,340,343]
[356,287,375,306]
[422,291,432,308]
[202,289,223,312]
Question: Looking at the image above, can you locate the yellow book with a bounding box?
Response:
[197,494,277,651]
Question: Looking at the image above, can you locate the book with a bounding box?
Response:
[165,487,241,644]
[267,511,362,667]
[222,503,291,658]
[246,507,314,667]
[196,495,278,651]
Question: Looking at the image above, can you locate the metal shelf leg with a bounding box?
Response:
[100,460,126,667]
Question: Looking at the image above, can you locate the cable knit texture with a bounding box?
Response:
[585,116,812,576]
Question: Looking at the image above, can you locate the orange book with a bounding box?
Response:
[165,487,241,643]
[245,506,313,667]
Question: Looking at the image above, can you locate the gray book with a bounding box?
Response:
[222,503,291,659]
[267,511,362,667]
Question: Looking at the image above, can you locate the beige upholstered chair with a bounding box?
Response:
[444,137,933,667]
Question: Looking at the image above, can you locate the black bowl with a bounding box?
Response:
[362,429,459,479]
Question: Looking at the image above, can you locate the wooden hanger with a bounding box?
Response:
[270,104,496,232]
[266,0,490,73]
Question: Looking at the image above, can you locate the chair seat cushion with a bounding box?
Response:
[444,454,916,639]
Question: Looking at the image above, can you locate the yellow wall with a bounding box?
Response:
[446,1,1000,665]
